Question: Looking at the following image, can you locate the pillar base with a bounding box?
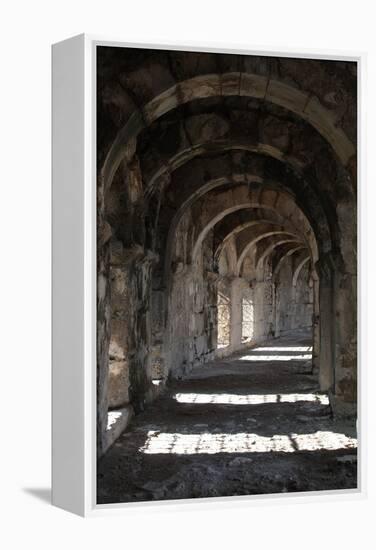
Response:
[329,392,357,418]
[102,405,134,455]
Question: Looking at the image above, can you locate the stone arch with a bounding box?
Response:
[255,238,306,274]
[152,149,332,283]
[272,246,309,283]
[215,218,294,257]
[236,230,304,276]
[182,183,317,266]
[292,255,311,287]
[102,72,355,190]
[165,178,318,370]
[162,176,321,289]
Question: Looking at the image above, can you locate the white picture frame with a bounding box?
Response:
[52,34,366,517]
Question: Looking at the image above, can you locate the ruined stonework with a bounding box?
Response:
[96,48,357,458]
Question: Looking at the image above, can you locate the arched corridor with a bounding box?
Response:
[96,47,357,502]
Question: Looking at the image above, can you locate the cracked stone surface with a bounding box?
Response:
[97,331,357,504]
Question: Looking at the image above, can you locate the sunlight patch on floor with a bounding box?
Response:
[140,430,357,455]
[239,354,312,361]
[107,411,123,431]
[174,392,329,405]
[254,346,312,352]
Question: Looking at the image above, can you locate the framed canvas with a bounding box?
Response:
[52,34,365,517]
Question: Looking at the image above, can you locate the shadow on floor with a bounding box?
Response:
[23,487,51,504]
[97,331,357,504]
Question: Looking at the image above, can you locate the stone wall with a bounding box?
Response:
[166,240,218,378]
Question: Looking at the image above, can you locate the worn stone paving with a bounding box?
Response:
[97,331,357,504]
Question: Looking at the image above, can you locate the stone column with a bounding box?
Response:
[273,281,281,338]
[230,277,243,351]
[312,275,320,374]
[331,195,357,413]
[317,256,335,392]
[332,271,357,414]
[107,262,131,409]
[96,171,112,456]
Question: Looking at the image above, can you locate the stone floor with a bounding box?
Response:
[97,331,357,504]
